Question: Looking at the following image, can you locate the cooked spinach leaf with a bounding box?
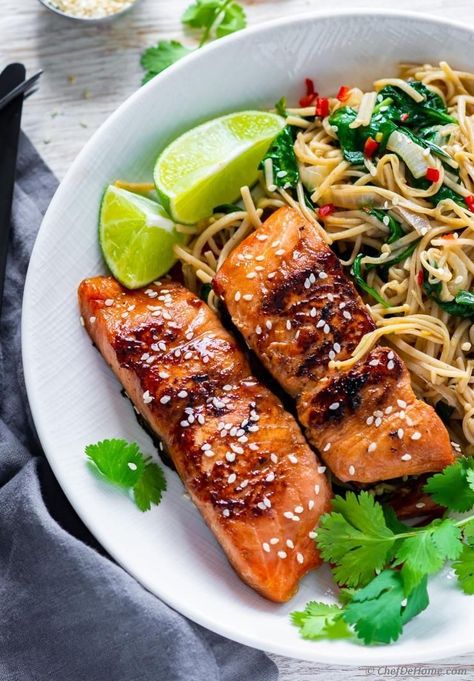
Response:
[369,209,405,244]
[377,82,455,127]
[423,276,474,318]
[260,126,299,188]
[351,254,390,307]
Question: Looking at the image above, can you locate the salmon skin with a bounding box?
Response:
[78,276,331,603]
[213,206,454,484]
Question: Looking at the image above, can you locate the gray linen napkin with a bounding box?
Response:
[0,134,278,681]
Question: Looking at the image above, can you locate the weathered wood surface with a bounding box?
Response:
[3,0,474,677]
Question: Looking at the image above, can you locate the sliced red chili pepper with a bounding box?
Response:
[400,113,410,122]
[443,232,456,240]
[315,97,330,118]
[305,78,315,95]
[336,85,351,102]
[466,195,474,212]
[417,270,424,286]
[319,203,335,218]
[299,93,318,107]
[425,167,440,183]
[364,136,379,159]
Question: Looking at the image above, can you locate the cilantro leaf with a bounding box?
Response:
[133,459,167,511]
[462,518,474,546]
[259,126,299,189]
[424,457,474,512]
[86,439,145,487]
[395,519,462,593]
[182,0,219,29]
[216,2,246,37]
[291,602,352,641]
[275,97,288,118]
[85,439,166,512]
[316,492,396,588]
[453,545,474,594]
[343,570,429,644]
[140,41,193,84]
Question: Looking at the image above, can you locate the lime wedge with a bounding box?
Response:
[99,185,184,289]
[154,111,285,224]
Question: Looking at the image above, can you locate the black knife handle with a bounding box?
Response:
[0,63,26,316]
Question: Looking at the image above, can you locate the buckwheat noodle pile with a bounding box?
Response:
[174,62,474,452]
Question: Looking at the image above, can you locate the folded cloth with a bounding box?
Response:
[0,134,278,681]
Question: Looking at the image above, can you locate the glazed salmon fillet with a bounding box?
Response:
[213,206,454,484]
[78,276,331,602]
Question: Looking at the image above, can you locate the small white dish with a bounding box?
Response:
[22,9,474,665]
[37,0,139,23]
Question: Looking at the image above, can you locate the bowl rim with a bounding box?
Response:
[22,7,474,665]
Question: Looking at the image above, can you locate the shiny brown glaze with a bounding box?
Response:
[78,276,331,602]
[213,206,454,484]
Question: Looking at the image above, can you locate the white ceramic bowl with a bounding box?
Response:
[22,9,474,665]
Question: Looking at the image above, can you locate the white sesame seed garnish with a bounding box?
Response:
[180,420,190,428]
[411,431,422,441]
[385,406,393,415]
[297,552,304,564]
[270,453,278,464]
[286,320,292,330]
[387,360,395,370]
[256,234,268,241]
[397,428,404,439]
[288,454,298,464]
[323,324,330,334]
[255,325,262,335]
[249,443,259,451]
[375,417,382,428]
[329,402,340,411]
[349,465,356,476]
[292,515,300,522]
[283,511,294,519]
[142,390,153,404]
[234,291,241,302]
[310,307,317,317]
[266,472,275,482]
[388,351,395,360]
[314,484,320,495]
[308,531,317,539]
[226,452,236,462]
[309,273,316,284]
[323,442,332,452]
[265,320,272,330]
[334,342,341,353]
[240,480,249,488]
[79,316,85,326]
[397,399,407,409]
[228,473,237,484]
[263,496,272,508]
[368,442,377,453]
[319,272,328,279]
[275,249,285,256]
[246,272,257,279]
[343,310,352,320]
[316,319,325,328]
[317,465,327,473]
[256,255,264,261]
[328,350,336,361]
[366,416,374,425]
[262,542,270,553]
[286,539,295,549]
[308,500,315,510]
[177,390,188,398]
[104,299,114,307]
[272,240,280,247]
[294,506,304,514]
[277,551,287,560]
[89,316,96,324]
[401,453,412,461]
[416,502,426,509]
[160,395,171,405]
[222,509,230,518]
[267,272,276,279]
[270,537,279,544]
[369,359,379,367]
[242,294,254,301]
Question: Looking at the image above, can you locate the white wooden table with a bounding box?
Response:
[3,0,474,677]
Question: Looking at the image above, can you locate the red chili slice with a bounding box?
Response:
[315,97,330,118]
[336,86,351,102]
[466,195,474,212]
[425,167,440,183]
[319,203,335,218]
[364,137,379,158]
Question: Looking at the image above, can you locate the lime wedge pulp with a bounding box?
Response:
[99,185,184,289]
[153,111,285,224]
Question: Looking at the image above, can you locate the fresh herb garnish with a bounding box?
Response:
[140,1,246,84]
[260,126,299,189]
[86,439,166,511]
[275,96,288,118]
[292,457,474,645]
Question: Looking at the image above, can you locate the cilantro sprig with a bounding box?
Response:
[140,1,246,84]
[292,457,474,645]
[86,439,166,511]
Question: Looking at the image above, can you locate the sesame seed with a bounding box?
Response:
[266,320,272,330]
[228,473,237,484]
[234,291,241,301]
[270,537,279,544]
[294,506,304,514]
[277,551,287,559]
[397,428,404,439]
[272,240,280,247]
[385,406,393,415]
[158,371,169,379]
[222,509,230,517]
[369,359,379,367]
[240,480,249,488]
[334,342,341,353]
[349,465,356,476]
[104,298,114,306]
[223,384,232,391]
[89,316,96,324]
[267,272,276,279]
[308,500,315,510]
[256,234,268,241]
[180,420,190,428]
[286,539,295,549]
[257,501,266,511]
[329,402,340,411]
[249,443,259,451]
[316,319,325,328]
[283,511,294,519]
[160,395,170,404]
[308,531,317,539]
[243,294,253,301]
[310,307,317,317]
[388,351,395,360]
[226,452,236,462]
[366,416,374,425]
[177,390,188,398]
[263,497,272,508]
[343,310,352,320]
[292,515,300,522]
[255,266,264,272]
[255,325,262,335]
[262,542,270,553]
[314,484,320,495]
[256,255,264,261]
[270,453,279,464]
[323,442,332,452]
[411,431,422,441]
[401,453,412,461]
[286,320,292,330]
[375,417,382,427]
[266,472,275,482]
[319,272,328,279]
[79,316,85,327]
[323,324,330,334]
[275,249,285,256]
[317,465,327,473]
[246,272,257,279]
[288,454,298,464]
[328,350,336,361]
[296,552,304,564]
[387,360,395,370]
[142,390,153,404]
[368,442,377,453]
[309,273,316,284]
[304,279,311,289]
[416,502,426,509]
[397,399,407,409]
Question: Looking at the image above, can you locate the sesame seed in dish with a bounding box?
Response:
[46,0,133,18]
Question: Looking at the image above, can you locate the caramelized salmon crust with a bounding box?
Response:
[213,206,454,485]
[78,276,331,603]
